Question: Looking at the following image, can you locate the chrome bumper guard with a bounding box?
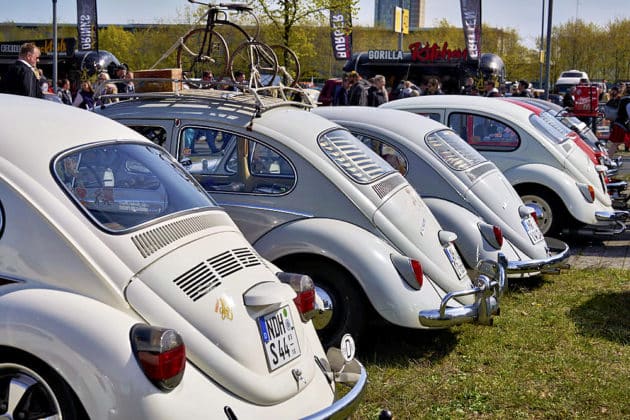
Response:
[595,210,629,221]
[418,253,507,328]
[506,237,571,274]
[606,180,627,192]
[303,353,368,420]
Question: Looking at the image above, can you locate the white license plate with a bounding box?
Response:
[445,243,467,279]
[522,216,544,244]
[258,306,300,371]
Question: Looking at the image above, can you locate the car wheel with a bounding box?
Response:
[519,188,566,236]
[277,258,367,349]
[0,355,82,420]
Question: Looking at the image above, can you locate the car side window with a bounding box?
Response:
[416,112,441,122]
[180,127,295,195]
[448,113,519,151]
[353,133,408,175]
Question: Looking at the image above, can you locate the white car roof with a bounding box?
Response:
[380,95,535,122]
[0,93,151,189]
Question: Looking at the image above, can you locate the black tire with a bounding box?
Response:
[177,28,229,80]
[518,186,568,237]
[277,258,367,349]
[0,352,84,420]
[269,45,301,87]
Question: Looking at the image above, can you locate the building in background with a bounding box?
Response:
[374,0,426,31]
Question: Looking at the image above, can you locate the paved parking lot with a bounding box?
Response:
[568,153,630,269]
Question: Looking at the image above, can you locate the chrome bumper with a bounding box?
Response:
[506,237,571,274]
[606,180,627,192]
[302,357,368,420]
[595,210,629,222]
[418,254,507,328]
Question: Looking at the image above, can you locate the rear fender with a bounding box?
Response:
[253,218,445,328]
[505,163,607,225]
[0,286,151,418]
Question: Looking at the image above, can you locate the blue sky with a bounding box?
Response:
[2,0,628,49]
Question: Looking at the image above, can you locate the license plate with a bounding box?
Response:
[258,306,300,371]
[522,216,544,244]
[445,243,467,279]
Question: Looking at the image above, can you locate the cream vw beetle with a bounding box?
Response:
[313,106,570,277]
[96,87,506,349]
[0,94,366,419]
[382,95,629,237]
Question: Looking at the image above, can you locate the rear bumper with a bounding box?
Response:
[506,237,571,274]
[418,254,507,328]
[301,360,368,420]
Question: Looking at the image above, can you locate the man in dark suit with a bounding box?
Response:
[0,43,43,98]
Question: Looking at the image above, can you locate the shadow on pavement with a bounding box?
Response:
[569,291,629,345]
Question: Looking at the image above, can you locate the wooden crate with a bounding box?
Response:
[133,68,182,92]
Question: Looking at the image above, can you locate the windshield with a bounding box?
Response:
[318,129,395,183]
[54,142,216,232]
[425,129,487,171]
[530,113,571,145]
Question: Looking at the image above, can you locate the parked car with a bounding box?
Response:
[0,94,367,419]
[555,69,589,94]
[382,95,629,237]
[96,87,507,349]
[313,106,570,277]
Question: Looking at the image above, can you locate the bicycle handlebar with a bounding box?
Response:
[187,0,253,11]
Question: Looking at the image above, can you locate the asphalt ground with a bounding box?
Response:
[566,153,630,269]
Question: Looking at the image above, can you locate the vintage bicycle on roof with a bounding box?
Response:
[177,0,301,87]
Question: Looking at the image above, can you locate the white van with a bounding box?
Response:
[555,70,589,94]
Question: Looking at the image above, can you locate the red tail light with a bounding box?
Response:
[130,324,186,392]
[530,210,538,225]
[493,225,504,247]
[276,272,317,321]
[411,259,423,288]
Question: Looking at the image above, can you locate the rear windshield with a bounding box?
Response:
[54,142,216,232]
[318,129,395,183]
[425,129,487,171]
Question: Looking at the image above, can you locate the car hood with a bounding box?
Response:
[370,179,475,304]
[125,231,321,405]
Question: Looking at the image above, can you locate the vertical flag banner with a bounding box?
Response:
[330,9,352,60]
[77,0,98,51]
[460,0,481,60]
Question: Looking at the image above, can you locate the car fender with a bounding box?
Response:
[503,163,606,225]
[422,197,522,268]
[253,218,446,328]
[0,286,155,418]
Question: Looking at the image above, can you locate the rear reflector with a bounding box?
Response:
[130,324,186,392]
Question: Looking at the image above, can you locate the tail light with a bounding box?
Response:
[130,324,186,392]
[530,210,539,225]
[276,272,317,321]
[478,222,503,249]
[577,183,595,203]
[391,254,423,290]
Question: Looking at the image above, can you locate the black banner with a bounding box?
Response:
[77,0,98,51]
[460,0,481,60]
[330,9,352,61]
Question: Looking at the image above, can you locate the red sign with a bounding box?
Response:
[409,42,468,62]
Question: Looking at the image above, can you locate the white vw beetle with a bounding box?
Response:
[382,95,629,237]
[313,106,570,277]
[95,87,506,349]
[0,94,366,419]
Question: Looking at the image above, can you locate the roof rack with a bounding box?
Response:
[94,77,316,114]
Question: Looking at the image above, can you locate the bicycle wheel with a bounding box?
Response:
[229,41,278,88]
[269,45,301,87]
[177,28,229,80]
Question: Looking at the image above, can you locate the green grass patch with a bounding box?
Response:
[351,268,630,419]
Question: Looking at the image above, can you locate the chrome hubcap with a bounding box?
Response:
[312,285,333,330]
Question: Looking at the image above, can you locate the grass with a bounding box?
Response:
[349,268,630,419]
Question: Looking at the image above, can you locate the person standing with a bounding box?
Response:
[515,80,533,97]
[347,71,370,106]
[0,42,43,98]
[483,80,500,97]
[72,80,95,110]
[368,75,388,107]
[57,79,73,105]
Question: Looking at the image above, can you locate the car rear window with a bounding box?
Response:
[425,129,487,171]
[318,129,395,183]
[54,142,216,232]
